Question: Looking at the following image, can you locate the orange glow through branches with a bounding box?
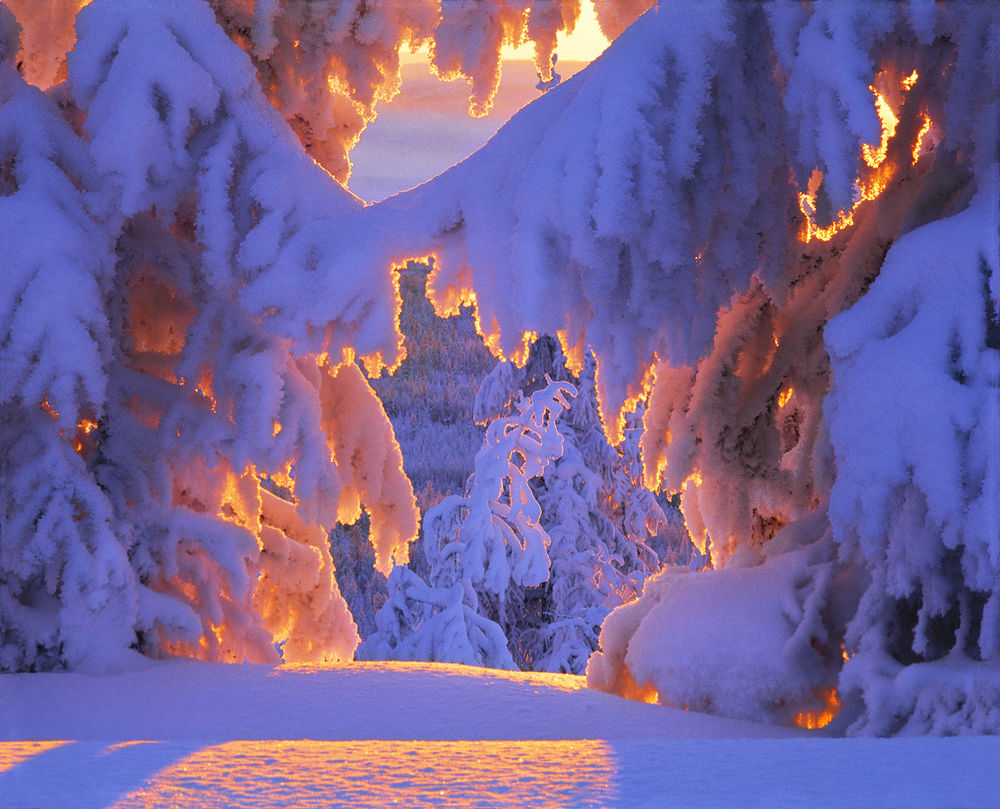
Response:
[792,687,841,730]
[71,418,100,456]
[798,69,928,243]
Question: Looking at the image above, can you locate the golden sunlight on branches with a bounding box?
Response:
[357,258,409,378]
[555,328,587,375]
[39,398,58,420]
[4,0,90,88]
[798,68,934,243]
[320,360,417,575]
[423,255,540,369]
[792,687,841,730]
[594,356,658,447]
[912,114,934,165]
[71,418,99,456]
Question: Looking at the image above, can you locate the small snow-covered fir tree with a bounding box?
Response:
[473,338,676,672]
[363,338,677,674]
[360,379,576,669]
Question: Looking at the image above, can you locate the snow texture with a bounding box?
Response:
[1,662,998,808]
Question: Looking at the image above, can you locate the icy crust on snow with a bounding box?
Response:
[826,167,1000,735]
[2,0,601,186]
[430,0,581,117]
[206,0,439,184]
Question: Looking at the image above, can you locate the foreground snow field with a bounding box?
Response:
[2,662,998,808]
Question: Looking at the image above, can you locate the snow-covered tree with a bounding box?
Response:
[473,338,677,672]
[4,0,997,738]
[362,335,677,674]
[360,379,575,669]
[826,172,1000,734]
[0,4,123,670]
[359,2,999,732]
[1,0,420,670]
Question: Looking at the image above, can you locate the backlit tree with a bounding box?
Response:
[362,1,999,733]
[1,0,422,670]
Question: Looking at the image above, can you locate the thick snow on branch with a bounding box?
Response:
[207,0,438,184]
[0,10,126,671]
[0,43,110,430]
[592,0,652,41]
[827,167,1000,734]
[431,0,579,117]
[207,0,597,183]
[375,1,794,443]
[2,0,418,670]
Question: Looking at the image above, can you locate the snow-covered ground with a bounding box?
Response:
[2,662,997,808]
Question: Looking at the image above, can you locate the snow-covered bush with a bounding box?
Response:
[474,339,677,672]
[363,336,677,674]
